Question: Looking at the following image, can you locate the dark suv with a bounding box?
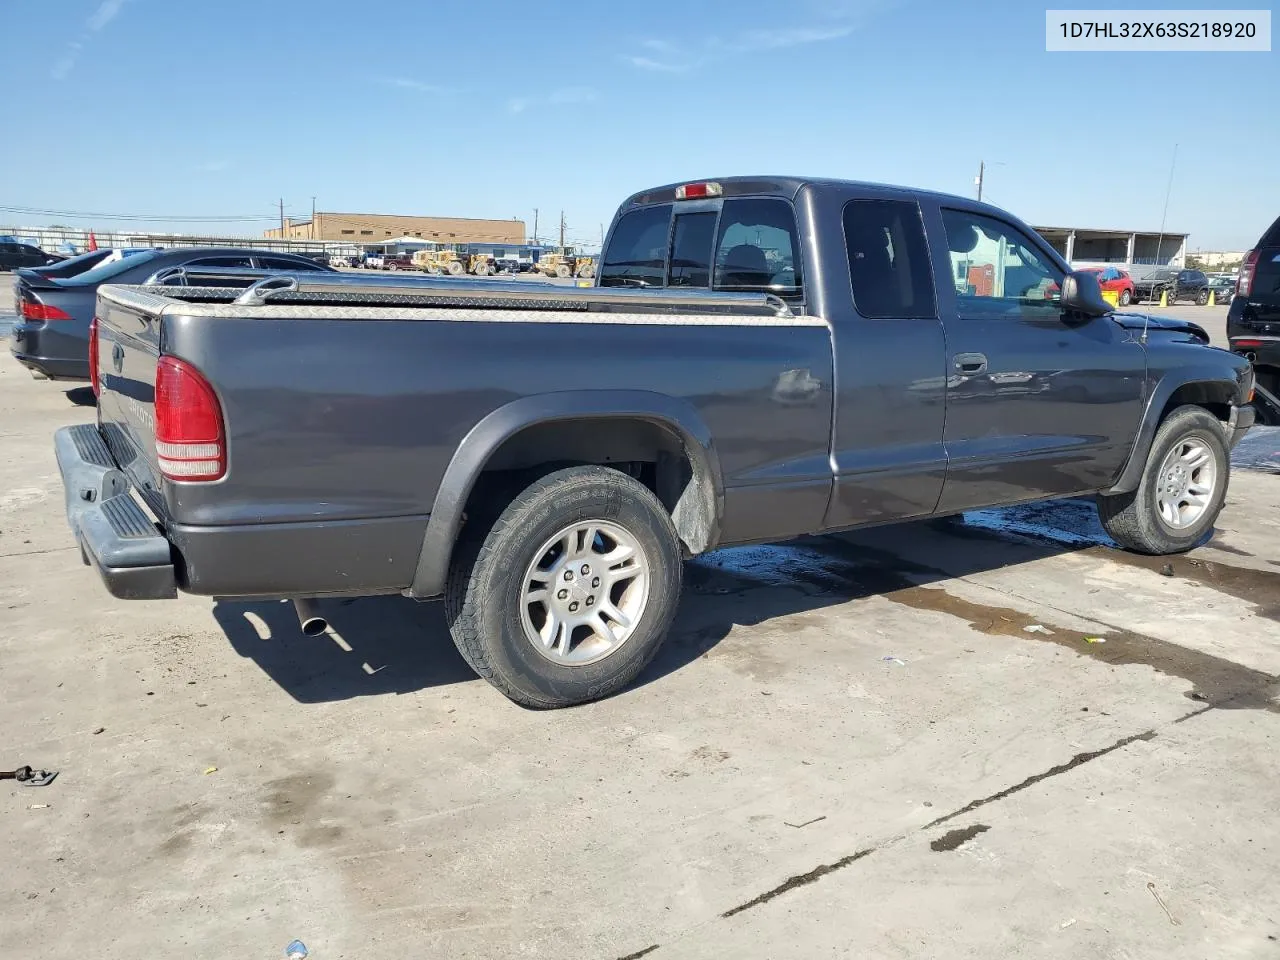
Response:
[1134,268,1210,305]
[1227,214,1280,423]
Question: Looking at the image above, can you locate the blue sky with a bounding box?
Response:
[1,0,1276,249]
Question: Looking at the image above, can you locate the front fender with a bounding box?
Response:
[405,390,723,599]
[1104,364,1251,495]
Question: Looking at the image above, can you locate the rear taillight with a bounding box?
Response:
[21,301,72,321]
[154,356,225,482]
[1237,249,1259,297]
[675,181,723,200]
[88,317,101,397]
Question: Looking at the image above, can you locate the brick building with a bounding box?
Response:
[266,212,525,244]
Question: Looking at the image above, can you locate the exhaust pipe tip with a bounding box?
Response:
[292,598,328,637]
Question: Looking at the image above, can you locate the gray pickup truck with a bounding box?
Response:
[55,176,1256,708]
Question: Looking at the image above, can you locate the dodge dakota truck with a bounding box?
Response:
[55,176,1257,708]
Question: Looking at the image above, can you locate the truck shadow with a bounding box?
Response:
[211,499,1115,706]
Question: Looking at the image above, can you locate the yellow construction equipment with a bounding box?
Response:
[536,252,596,280]
[413,249,468,276]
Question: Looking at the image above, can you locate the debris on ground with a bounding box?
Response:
[1084,636,1107,644]
[1147,881,1180,925]
[92,727,105,735]
[285,939,308,959]
[203,766,218,775]
[1024,624,1053,635]
[1160,564,1175,577]
[882,657,907,666]
[784,816,827,829]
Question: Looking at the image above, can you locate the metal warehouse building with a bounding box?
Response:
[266,212,526,244]
[1034,224,1189,272]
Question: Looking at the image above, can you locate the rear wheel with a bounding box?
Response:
[1196,288,1210,305]
[448,261,464,276]
[1096,405,1229,554]
[446,466,683,708]
[556,264,571,278]
[1119,289,1132,306]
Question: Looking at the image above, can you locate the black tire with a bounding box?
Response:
[1164,287,1177,304]
[1096,405,1229,555]
[445,466,683,708]
[1119,290,1131,306]
[1196,288,1209,306]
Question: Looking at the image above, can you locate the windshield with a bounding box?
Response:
[66,249,164,285]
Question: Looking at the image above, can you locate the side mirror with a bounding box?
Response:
[1059,270,1112,318]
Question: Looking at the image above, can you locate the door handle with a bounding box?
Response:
[954,352,988,374]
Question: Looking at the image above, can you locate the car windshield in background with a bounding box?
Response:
[67,249,164,285]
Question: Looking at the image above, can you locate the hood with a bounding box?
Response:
[1109,311,1210,343]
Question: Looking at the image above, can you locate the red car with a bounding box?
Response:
[1079,266,1136,306]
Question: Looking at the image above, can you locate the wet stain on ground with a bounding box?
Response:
[157,831,192,857]
[1088,549,1280,623]
[930,824,990,852]
[1202,540,1254,558]
[262,771,338,832]
[787,538,1280,713]
[721,848,874,918]
[615,946,660,960]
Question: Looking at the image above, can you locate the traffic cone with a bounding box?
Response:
[1159,288,1168,307]
[1208,290,1216,306]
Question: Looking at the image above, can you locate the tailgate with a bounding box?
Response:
[94,286,169,519]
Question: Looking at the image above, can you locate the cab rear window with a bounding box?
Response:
[599,197,803,297]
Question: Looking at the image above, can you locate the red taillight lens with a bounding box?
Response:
[675,181,723,200]
[1237,249,1259,296]
[88,316,101,397]
[1233,339,1262,349]
[21,301,72,321]
[154,356,225,482]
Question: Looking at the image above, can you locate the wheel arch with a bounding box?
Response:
[406,391,724,599]
[1104,369,1246,495]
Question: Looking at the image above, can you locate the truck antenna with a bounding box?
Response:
[1143,142,1178,344]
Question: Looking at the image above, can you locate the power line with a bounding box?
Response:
[0,203,280,222]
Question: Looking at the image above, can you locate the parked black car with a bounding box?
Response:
[0,240,64,271]
[1134,268,1210,304]
[8,247,336,380]
[17,247,153,282]
[1227,213,1280,423]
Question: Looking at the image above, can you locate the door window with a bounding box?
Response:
[598,204,671,288]
[843,199,935,318]
[187,256,253,268]
[941,209,1062,319]
[257,256,323,271]
[713,198,802,297]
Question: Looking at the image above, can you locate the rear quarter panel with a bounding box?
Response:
[158,309,835,531]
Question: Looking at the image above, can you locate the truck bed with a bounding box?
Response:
[84,274,833,599]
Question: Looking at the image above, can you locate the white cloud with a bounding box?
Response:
[507,97,530,114]
[642,39,680,54]
[87,0,126,31]
[625,55,689,73]
[51,41,83,81]
[381,77,451,94]
[719,23,855,53]
[51,0,129,80]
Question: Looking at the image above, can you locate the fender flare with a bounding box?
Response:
[406,390,724,599]
[1104,366,1247,495]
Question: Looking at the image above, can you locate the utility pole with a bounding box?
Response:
[311,196,316,240]
[559,210,566,253]
[975,161,984,203]
[533,208,538,245]
[278,197,285,236]
[599,223,604,247]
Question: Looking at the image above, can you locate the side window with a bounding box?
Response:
[258,256,321,271]
[186,256,253,268]
[667,212,717,288]
[598,204,671,288]
[842,199,936,319]
[941,209,1062,319]
[713,198,802,296]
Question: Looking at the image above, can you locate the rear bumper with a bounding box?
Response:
[9,324,90,380]
[54,424,177,599]
[1230,335,1280,369]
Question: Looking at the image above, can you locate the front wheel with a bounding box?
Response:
[1096,405,1229,555]
[446,466,683,708]
[556,264,571,278]
[1119,289,1132,306]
